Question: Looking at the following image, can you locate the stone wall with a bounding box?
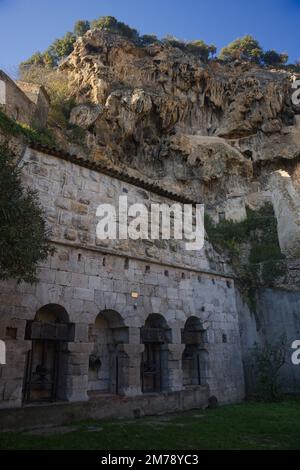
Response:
[0,146,245,410]
[16,80,49,128]
[0,71,36,126]
[237,287,300,394]
[21,147,227,274]
[0,71,49,128]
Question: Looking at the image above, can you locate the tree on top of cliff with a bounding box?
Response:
[47,32,77,65]
[219,36,289,66]
[20,31,77,69]
[0,144,51,283]
[162,35,216,62]
[186,40,217,61]
[219,35,264,63]
[21,18,91,70]
[262,50,289,66]
[74,20,91,38]
[91,16,139,42]
[20,17,293,76]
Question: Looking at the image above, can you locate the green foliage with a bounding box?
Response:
[162,35,186,49]
[186,40,217,61]
[20,51,56,70]
[0,145,51,283]
[20,16,140,71]
[139,34,160,46]
[0,110,56,146]
[20,32,76,70]
[263,50,289,66]
[21,16,217,71]
[206,203,282,251]
[284,62,300,73]
[249,244,282,264]
[47,32,76,64]
[91,16,139,42]
[74,20,91,38]
[19,66,75,129]
[247,335,287,401]
[219,35,263,63]
[67,124,86,145]
[261,260,287,285]
[48,94,76,129]
[219,35,289,66]
[20,17,293,74]
[205,203,287,294]
[1,402,300,450]
[162,35,216,62]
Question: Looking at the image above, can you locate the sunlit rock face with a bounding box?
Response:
[57,31,300,227]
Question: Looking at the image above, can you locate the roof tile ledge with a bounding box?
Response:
[29,141,200,205]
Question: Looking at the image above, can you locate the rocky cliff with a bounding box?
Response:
[54,30,299,201]
[39,29,299,292]
[1,29,295,292]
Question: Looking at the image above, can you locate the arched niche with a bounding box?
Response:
[181,316,209,387]
[23,304,74,403]
[140,313,171,393]
[88,309,128,395]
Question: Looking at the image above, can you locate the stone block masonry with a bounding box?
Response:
[0,146,245,414]
[0,70,49,128]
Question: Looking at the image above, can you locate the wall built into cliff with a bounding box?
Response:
[238,288,300,394]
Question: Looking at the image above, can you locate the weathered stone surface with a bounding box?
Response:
[57,31,299,192]
[69,104,103,129]
[270,170,300,257]
[0,147,244,409]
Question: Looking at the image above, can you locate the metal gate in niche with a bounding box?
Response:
[23,304,74,403]
[181,316,209,387]
[140,314,171,393]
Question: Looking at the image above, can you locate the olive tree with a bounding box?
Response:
[0,144,51,283]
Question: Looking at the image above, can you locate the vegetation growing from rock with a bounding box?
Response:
[20,16,218,68]
[205,203,287,294]
[0,144,51,283]
[19,66,75,130]
[74,20,91,38]
[219,35,264,63]
[90,15,139,42]
[262,50,289,66]
[246,335,287,401]
[162,35,216,61]
[0,110,56,147]
[219,35,288,65]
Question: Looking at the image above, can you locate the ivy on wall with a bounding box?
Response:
[205,203,287,311]
[0,110,56,147]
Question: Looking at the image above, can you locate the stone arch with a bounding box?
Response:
[35,303,70,323]
[145,313,169,329]
[23,304,74,403]
[140,313,171,393]
[88,309,129,395]
[181,316,209,387]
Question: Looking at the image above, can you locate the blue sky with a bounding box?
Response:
[0,0,299,75]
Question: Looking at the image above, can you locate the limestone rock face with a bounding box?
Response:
[69,104,103,129]
[270,170,300,257]
[59,31,299,171]
[169,134,252,182]
[56,30,300,263]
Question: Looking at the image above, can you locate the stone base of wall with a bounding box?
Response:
[0,386,209,432]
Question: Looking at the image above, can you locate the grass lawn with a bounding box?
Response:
[0,401,300,450]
